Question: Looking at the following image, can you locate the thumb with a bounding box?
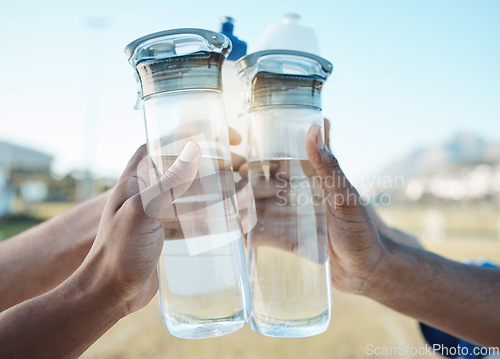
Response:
[306,124,379,252]
[306,125,360,208]
[129,141,202,219]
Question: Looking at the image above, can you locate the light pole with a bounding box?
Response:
[78,16,109,202]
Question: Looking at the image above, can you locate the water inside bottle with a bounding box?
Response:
[156,156,249,339]
[247,159,331,337]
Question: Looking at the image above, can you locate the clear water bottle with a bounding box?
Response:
[125,28,249,339]
[236,50,333,337]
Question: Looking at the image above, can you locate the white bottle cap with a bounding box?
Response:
[282,13,301,25]
[257,13,320,55]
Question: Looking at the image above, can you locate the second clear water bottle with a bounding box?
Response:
[237,50,333,337]
[125,28,249,339]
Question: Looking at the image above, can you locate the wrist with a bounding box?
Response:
[70,245,129,321]
[359,238,404,300]
[60,191,110,244]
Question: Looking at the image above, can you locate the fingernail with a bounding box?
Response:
[179,141,200,162]
[313,125,324,148]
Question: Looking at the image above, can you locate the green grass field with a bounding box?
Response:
[2,203,499,358]
[0,217,42,240]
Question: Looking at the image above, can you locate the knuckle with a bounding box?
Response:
[164,167,185,186]
[125,194,145,214]
[323,151,340,171]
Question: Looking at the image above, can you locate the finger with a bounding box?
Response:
[231,152,246,171]
[306,125,378,250]
[238,162,248,176]
[324,118,331,150]
[107,144,149,212]
[126,141,202,219]
[228,126,242,146]
[305,125,358,207]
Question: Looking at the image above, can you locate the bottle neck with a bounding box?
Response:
[136,52,225,99]
[142,90,229,159]
[246,105,323,162]
[248,72,324,110]
[142,90,225,127]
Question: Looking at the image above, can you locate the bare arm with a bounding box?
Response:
[305,124,500,346]
[0,250,125,359]
[366,239,500,346]
[0,143,202,358]
[0,191,109,311]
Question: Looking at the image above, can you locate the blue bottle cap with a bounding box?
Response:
[220,16,247,61]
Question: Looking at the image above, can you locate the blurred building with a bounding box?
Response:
[0,141,115,218]
[0,141,53,216]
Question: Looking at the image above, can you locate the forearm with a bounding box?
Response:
[305,127,499,346]
[365,239,500,346]
[0,191,110,311]
[0,247,125,359]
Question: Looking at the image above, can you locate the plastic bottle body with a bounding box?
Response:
[222,61,247,157]
[143,90,249,339]
[246,105,332,337]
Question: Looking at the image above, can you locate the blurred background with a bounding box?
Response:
[0,0,499,358]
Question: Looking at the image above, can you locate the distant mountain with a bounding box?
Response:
[381,132,500,179]
[375,133,500,202]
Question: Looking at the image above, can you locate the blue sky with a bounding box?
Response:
[0,0,499,180]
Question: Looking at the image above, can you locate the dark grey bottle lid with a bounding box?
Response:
[236,49,332,75]
[125,28,231,98]
[236,49,332,109]
[125,28,229,62]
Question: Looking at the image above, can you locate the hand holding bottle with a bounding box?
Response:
[305,124,385,294]
[83,142,201,314]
